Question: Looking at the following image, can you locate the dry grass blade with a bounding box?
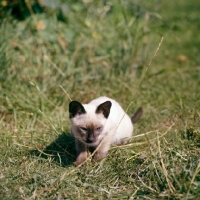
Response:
[131,130,158,139]
[137,175,157,193]
[125,36,164,113]
[129,186,139,199]
[38,109,60,135]
[186,162,200,198]
[111,123,175,150]
[60,85,72,102]
[157,131,175,193]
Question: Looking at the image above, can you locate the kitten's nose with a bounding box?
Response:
[86,135,94,143]
[86,138,94,143]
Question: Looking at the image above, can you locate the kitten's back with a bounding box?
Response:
[89,96,134,145]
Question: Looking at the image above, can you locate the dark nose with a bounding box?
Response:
[86,135,94,143]
[86,139,93,143]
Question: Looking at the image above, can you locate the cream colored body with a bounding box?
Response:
[88,96,133,145]
[70,96,134,165]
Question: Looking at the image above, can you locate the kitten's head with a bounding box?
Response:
[69,100,112,146]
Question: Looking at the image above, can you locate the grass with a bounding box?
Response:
[0,0,200,199]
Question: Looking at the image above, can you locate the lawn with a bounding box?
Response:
[0,0,199,199]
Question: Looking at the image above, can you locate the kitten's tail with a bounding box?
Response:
[131,108,143,124]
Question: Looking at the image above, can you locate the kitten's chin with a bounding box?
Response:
[76,137,100,147]
[84,140,100,147]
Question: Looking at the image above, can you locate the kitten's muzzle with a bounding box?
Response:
[86,135,96,144]
[86,134,95,143]
[86,138,94,143]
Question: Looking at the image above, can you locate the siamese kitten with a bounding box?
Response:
[69,96,142,166]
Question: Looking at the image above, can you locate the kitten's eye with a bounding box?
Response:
[80,127,87,131]
[96,127,101,131]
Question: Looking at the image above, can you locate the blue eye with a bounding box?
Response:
[80,127,87,131]
[96,127,101,131]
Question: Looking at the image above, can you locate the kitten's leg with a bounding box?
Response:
[74,139,87,166]
[118,137,130,146]
[93,133,113,161]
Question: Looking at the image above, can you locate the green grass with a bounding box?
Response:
[0,0,200,199]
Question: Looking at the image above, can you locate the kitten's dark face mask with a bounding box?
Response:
[77,123,103,144]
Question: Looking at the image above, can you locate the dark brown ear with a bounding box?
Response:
[69,101,86,118]
[96,101,112,118]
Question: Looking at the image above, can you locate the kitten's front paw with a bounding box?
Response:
[74,156,87,167]
[74,159,86,167]
[93,151,107,161]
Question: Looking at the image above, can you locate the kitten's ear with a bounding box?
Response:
[96,101,112,118]
[69,101,86,118]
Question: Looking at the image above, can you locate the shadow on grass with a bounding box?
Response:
[31,132,76,167]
